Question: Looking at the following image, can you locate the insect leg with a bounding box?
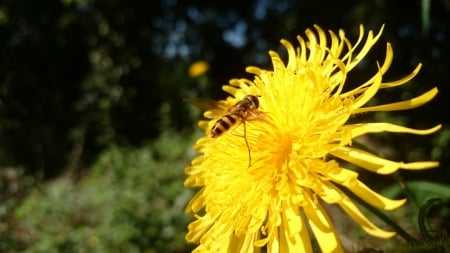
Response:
[243,120,252,168]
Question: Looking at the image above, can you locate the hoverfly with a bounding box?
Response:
[185,95,265,167]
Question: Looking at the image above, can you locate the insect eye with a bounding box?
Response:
[249,95,259,108]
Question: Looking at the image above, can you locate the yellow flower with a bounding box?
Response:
[184,25,440,253]
[189,60,210,77]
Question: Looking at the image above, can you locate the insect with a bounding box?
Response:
[211,95,264,167]
[210,95,261,137]
[185,95,264,167]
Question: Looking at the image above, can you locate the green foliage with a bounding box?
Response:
[382,181,450,206]
[5,131,197,253]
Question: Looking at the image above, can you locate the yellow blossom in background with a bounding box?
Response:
[189,60,210,77]
[184,25,440,253]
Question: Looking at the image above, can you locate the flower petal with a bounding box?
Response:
[338,196,397,238]
[266,228,279,253]
[343,42,394,94]
[325,168,406,210]
[353,87,438,114]
[304,194,344,252]
[345,25,384,71]
[280,39,297,72]
[349,70,382,110]
[380,63,422,89]
[228,233,259,253]
[345,122,441,138]
[279,206,312,252]
[185,188,206,213]
[186,213,216,243]
[331,146,439,174]
[326,29,344,59]
[350,181,406,210]
[197,219,234,252]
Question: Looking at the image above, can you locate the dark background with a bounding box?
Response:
[0,0,448,177]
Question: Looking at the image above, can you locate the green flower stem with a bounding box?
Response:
[392,172,419,208]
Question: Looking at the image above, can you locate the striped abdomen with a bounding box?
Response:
[211,114,241,138]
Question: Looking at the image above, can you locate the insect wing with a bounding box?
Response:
[183,98,229,119]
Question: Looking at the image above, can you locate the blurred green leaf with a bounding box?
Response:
[6,131,197,253]
[382,181,450,205]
